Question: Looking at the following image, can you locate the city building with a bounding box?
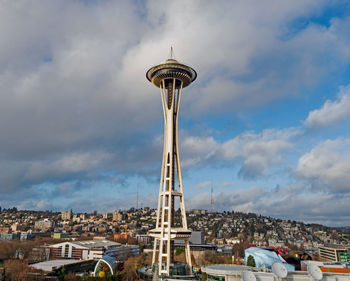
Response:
[0,227,11,233]
[103,213,112,220]
[30,259,96,273]
[114,232,128,241]
[61,210,72,221]
[319,244,350,262]
[46,240,139,261]
[0,232,19,240]
[113,211,122,222]
[52,233,69,239]
[191,209,207,215]
[20,232,50,240]
[174,231,216,261]
[34,219,54,232]
[11,223,21,232]
[301,260,350,274]
[72,214,83,223]
[136,234,151,244]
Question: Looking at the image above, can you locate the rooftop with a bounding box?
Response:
[73,240,120,249]
[48,240,121,249]
[30,259,82,272]
[322,244,350,250]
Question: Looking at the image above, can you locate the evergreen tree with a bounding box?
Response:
[247,255,256,267]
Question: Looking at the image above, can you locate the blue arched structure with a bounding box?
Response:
[93,255,117,277]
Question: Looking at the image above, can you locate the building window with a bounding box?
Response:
[64,244,69,258]
[57,246,62,257]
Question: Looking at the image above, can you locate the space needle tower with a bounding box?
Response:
[146,48,197,277]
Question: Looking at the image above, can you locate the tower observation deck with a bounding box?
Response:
[146,49,197,278]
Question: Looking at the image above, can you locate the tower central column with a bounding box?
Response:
[146,53,197,278]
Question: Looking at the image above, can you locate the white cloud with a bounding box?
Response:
[217,182,235,188]
[180,136,218,167]
[296,138,350,193]
[16,199,56,211]
[193,181,235,190]
[304,86,350,129]
[1,0,350,222]
[194,181,212,190]
[219,128,300,179]
[177,128,299,179]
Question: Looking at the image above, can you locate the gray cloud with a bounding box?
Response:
[193,181,235,190]
[0,0,350,227]
[254,189,350,227]
[64,193,158,213]
[189,186,266,212]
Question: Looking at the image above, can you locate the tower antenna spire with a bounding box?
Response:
[168,46,175,60]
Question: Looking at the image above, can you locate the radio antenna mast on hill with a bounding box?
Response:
[211,183,214,213]
[136,184,139,209]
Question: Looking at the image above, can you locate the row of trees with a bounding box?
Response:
[0,237,59,261]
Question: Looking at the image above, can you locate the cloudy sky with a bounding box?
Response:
[1,0,350,226]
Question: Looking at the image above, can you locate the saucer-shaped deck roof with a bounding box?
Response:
[146,58,197,88]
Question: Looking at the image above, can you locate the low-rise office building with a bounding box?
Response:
[319,244,350,262]
[61,210,72,221]
[34,219,54,232]
[46,240,139,261]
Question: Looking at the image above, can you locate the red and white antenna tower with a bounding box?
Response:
[210,183,214,213]
[136,184,139,209]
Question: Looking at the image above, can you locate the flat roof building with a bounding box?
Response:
[34,219,54,232]
[319,244,350,262]
[61,210,72,221]
[30,259,83,272]
[46,240,138,261]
